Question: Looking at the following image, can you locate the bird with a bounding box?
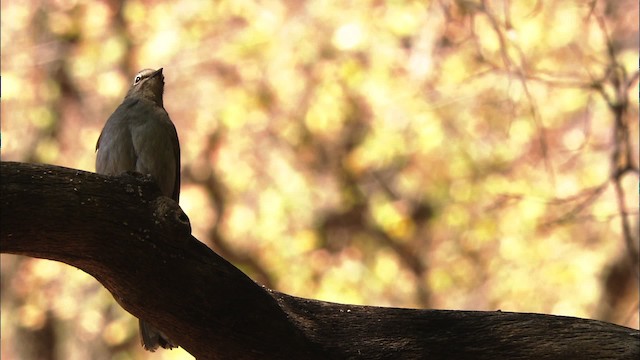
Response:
[95,68,180,351]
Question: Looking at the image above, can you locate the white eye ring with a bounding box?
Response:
[134,75,142,84]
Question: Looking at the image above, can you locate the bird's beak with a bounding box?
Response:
[151,68,164,78]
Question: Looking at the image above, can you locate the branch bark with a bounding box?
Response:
[1,161,638,360]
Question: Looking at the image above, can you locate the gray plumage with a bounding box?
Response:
[95,68,179,351]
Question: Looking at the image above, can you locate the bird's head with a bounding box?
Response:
[126,68,165,107]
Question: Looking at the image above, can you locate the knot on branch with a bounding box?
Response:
[152,197,192,236]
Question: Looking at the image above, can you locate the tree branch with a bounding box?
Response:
[1,161,637,360]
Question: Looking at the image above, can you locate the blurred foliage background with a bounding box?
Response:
[1,0,638,359]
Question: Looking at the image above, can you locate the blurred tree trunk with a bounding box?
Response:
[1,161,638,360]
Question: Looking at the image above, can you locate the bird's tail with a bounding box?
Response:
[139,319,177,351]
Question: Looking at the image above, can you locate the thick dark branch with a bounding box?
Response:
[0,161,319,360]
[1,161,638,360]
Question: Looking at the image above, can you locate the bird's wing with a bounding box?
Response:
[170,120,181,202]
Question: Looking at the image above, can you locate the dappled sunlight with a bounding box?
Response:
[2,0,638,358]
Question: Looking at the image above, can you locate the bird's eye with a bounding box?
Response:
[134,75,142,84]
